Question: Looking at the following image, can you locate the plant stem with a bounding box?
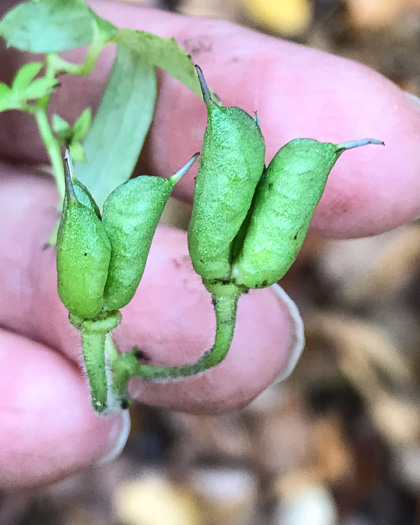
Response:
[32,35,107,220]
[81,330,108,413]
[46,34,105,78]
[34,108,65,198]
[37,22,106,176]
[100,283,243,411]
[106,333,136,404]
[122,282,243,380]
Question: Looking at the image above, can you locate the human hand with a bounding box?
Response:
[1,0,419,490]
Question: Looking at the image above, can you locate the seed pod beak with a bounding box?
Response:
[169,152,200,185]
[336,138,384,153]
[64,148,77,202]
[195,64,214,108]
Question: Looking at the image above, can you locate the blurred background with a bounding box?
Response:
[3,0,420,524]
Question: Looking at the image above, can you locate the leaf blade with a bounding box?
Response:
[72,107,92,142]
[23,76,58,100]
[75,45,157,208]
[12,62,43,91]
[0,0,116,52]
[112,29,203,97]
[52,114,71,135]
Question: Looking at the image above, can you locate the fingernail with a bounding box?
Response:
[269,283,305,383]
[405,91,420,109]
[96,410,131,464]
[404,94,420,221]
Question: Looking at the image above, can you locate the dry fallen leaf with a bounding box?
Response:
[189,467,258,525]
[241,0,313,36]
[347,0,408,28]
[114,473,204,525]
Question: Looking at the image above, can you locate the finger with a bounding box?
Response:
[0,328,130,489]
[0,164,301,414]
[0,3,419,237]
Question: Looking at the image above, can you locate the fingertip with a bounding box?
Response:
[0,329,128,489]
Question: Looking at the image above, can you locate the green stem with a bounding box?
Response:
[106,334,134,405]
[115,282,243,381]
[33,34,106,203]
[46,35,105,78]
[34,108,64,199]
[90,283,243,412]
[74,311,123,413]
[80,330,108,413]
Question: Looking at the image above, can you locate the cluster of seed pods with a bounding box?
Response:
[56,151,198,411]
[56,66,383,413]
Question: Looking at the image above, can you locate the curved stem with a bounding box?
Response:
[80,287,239,411]
[46,36,105,78]
[129,284,242,380]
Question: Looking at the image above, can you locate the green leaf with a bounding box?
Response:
[0,83,19,112]
[23,77,58,100]
[75,45,157,208]
[87,7,116,41]
[0,0,116,52]
[12,62,43,91]
[53,109,92,147]
[52,114,71,134]
[0,98,20,112]
[69,141,86,163]
[73,107,92,142]
[112,29,203,97]
[0,83,11,99]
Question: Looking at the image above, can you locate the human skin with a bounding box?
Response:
[1,0,420,489]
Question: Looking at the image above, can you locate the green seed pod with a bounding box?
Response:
[57,153,111,319]
[102,154,199,311]
[72,178,101,218]
[231,138,383,289]
[188,65,266,282]
[62,150,101,218]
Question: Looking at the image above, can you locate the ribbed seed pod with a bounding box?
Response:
[56,154,111,319]
[188,66,265,283]
[72,178,101,218]
[102,154,198,311]
[232,138,383,288]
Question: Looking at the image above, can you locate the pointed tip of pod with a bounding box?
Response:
[212,91,223,107]
[195,64,214,107]
[64,148,77,202]
[170,152,200,185]
[336,138,385,153]
[254,111,261,129]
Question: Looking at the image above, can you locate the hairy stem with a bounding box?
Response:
[34,31,106,203]
[34,108,65,199]
[105,334,134,409]
[113,282,243,381]
[80,330,108,413]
